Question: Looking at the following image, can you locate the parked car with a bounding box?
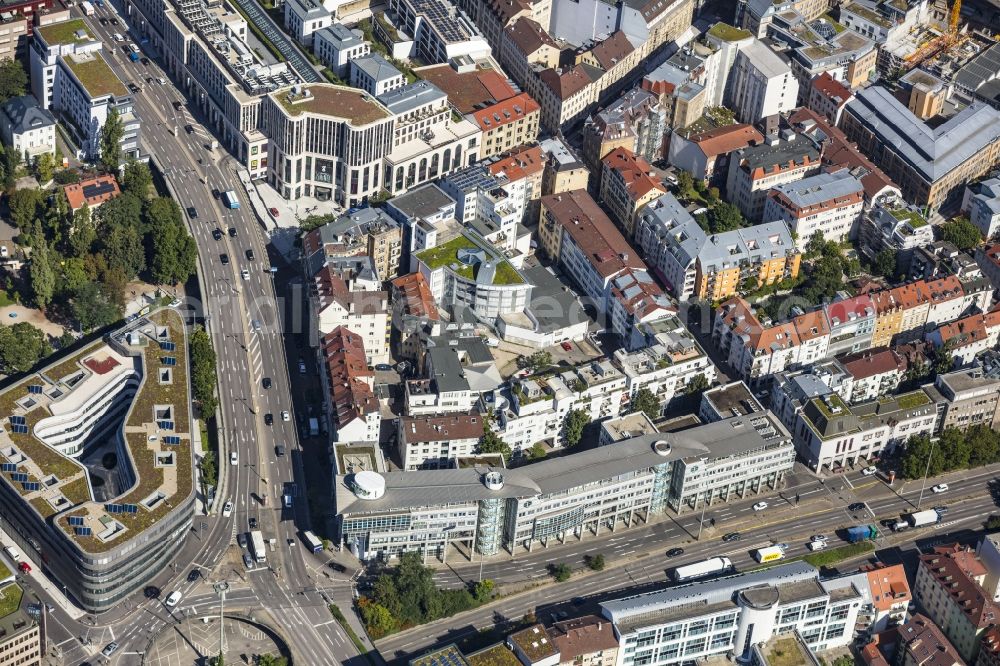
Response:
[243,553,253,569]
[561,341,573,351]
[752,501,768,511]
[17,562,30,574]
[269,207,279,217]
[862,466,878,476]
[374,363,392,371]
[932,483,949,493]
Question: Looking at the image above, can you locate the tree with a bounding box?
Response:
[0,323,51,373]
[526,350,552,371]
[472,579,494,603]
[705,201,745,234]
[900,434,945,480]
[210,653,224,666]
[987,515,1000,531]
[256,656,288,666]
[71,282,121,331]
[675,170,694,197]
[199,450,217,487]
[190,326,218,418]
[1,144,19,191]
[550,563,572,582]
[587,554,605,571]
[101,222,145,280]
[940,217,982,251]
[69,205,95,257]
[685,373,710,394]
[526,442,547,461]
[478,423,511,460]
[904,356,930,384]
[631,388,660,421]
[34,152,55,183]
[873,248,899,279]
[564,409,590,447]
[358,598,398,638]
[0,59,27,103]
[97,191,142,233]
[29,242,55,308]
[149,216,198,285]
[8,187,42,234]
[932,340,955,377]
[121,160,152,199]
[831,657,855,666]
[100,108,124,173]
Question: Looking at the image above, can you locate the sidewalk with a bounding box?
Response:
[0,528,85,620]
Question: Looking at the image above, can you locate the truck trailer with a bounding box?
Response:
[906,509,940,528]
[671,556,733,582]
[845,524,878,543]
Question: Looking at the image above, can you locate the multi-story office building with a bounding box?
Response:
[763,169,865,249]
[840,86,1000,216]
[0,95,56,159]
[699,381,763,423]
[335,414,795,560]
[602,562,862,664]
[0,310,194,612]
[302,207,403,282]
[728,39,798,124]
[0,583,41,666]
[313,23,369,77]
[914,544,996,663]
[284,0,331,46]
[31,18,141,162]
[309,257,389,362]
[398,411,484,469]
[387,0,490,64]
[599,147,667,237]
[322,325,381,443]
[923,370,1000,434]
[726,134,822,222]
[261,84,393,206]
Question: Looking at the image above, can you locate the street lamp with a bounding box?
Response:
[213,581,229,655]
[916,437,939,509]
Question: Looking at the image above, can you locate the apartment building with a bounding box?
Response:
[581,88,665,172]
[728,39,799,124]
[599,147,667,236]
[284,0,332,46]
[540,136,589,197]
[0,95,55,159]
[726,133,822,222]
[869,276,974,349]
[859,201,935,260]
[840,86,1000,215]
[496,263,590,349]
[666,122,764,182]
[351,53,404,96]
[389,272,441,362]
[825,294,876,357]
[310,257,389,363]
[31,18,141,162]
[914,544,997,663]
[336,415,795,560]
[405,334,499,416]
[0,584,40,666]
[471,92,541,159]
[735,0,830,36]
[633,193,801,302]
[840,349,907,404]
[603,562,861,664]
[859,562,912,634]
[322,325,381,443]
[862,613,963,666]
[539,189,673,350]
[612,320,717,416]
[926,310,1000,367]
[763,168,865,250]
[964,176,1000,241]
[302,207,403,282]
[313,24,370,78]
[387,0,490,64]
[713,297,802,386]
[977,534,1000,602]
[398,411,483,469]
[978,244,1000,292]
[548,616,619,666]
[807,73,853,126]
[792,388,936,472]
[923,370,1000,434]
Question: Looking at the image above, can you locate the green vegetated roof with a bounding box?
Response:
[37,19,93,45]
[466,644,521,666]
[64,53,128,99]
[891,207,927,228]
[415,234,524,285]
[844,3,892,28]
[821,13,847,32]
[812,393,849,419]
[886,390,930,410]
[0,562,10,581]
[0,584,23,620]
[708,22,752,42]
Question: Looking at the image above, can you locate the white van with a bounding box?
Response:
[807,540,826,551]
[3,545,20,560]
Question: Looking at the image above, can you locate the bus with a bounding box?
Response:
[671,556,733,582]
[250,530,267,563]
[221,190,240,209]
[303,531,324,553]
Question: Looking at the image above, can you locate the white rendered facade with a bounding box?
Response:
[763,169,865,250]
[284,0,332,46]
[314,24,370,78]
[729,40,799,124]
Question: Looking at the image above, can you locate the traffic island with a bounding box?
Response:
[144,612,291,665]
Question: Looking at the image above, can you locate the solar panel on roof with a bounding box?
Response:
[28,385,43,394]
[12,425,28,434]
[68,516,85,526]
[162,357,177,366]
[105,503,121,514]
[74,527,92,536]
[159,341,176,351]
[125,504,138,514]
[82,180,117,199]
[22,481,40,491]
[10,416,25,425]
[163,435,180,445]
[11,472,27,482]
[157,421,174,430]
[0,463,15,472]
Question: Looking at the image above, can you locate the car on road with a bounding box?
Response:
[251,319,261,332]
[187,569,201,582]
[880,519,897,528]
[248,517,258,529]
[849,502,866,512]
[932,483,949,493]
[752,501,768,511]
[571,596,584,606]
[211,188,221,199]
[275,445,285,457]
[222,500,233,517]
[228,227,237,237]
[237,533,247,548]
[775,543,789,551]
[186,207,198,219]
[666,547,684,557]
[328,562,346,572]
[212,228,223,240]
[101,642,120,657]
[245,249,255,261]
[141,56,149,65]
[144,586,160,599]
[17,562,30,574]
[298,359,307,374]
[810,534,828,543]
[862,466,878,476]
[164,591,182,607]
[269,207,279,217]
[264,413,273,426]
[287,538,295,547]
[934,505,949,514]
[241,268,250,280]
[128,82,140,93]
[722,532,741,543]
[561,341,573,351]
[113,31,123,40]
[375,363,392,371]
[230,451,238,465]
[262,377,271,389]
[243,553,254,569]
[281,410,290,421]
[220,253,229,265]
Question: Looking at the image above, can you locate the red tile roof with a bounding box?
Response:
[860,562,912,612]
[322,326,378,428]
[487,144,545,180]
[719,297,801,353]
[63,174,120,211]
[811,72,853,107]
[918,544,997,629]
[472,92,540,132]
[685,123,764,159]
[601,146,666,200]
[791,309,830,342]
[840,348,906,380]
[588,31,634,70]
[824,294,875,326]
[539,65,594,101]
[417,65,517,115]
[391,272,440,320]
[549,616,619,659]
[505,18,557,58]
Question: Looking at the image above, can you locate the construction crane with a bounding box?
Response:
[949,0,961,36]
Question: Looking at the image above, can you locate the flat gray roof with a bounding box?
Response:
[521,265,588,333]
[770,168,863,209]
[387,183,455,219]
[378,80,446,115]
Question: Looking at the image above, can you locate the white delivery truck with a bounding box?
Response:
[906,509,941,528]
[250,530,267,563]
[754,546,786,564]
[671,557,733,582]
[81,0,94,14]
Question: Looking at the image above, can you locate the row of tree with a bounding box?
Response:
[357,552,494,638]
[190,326,218,419]
[900,425,1000,480]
